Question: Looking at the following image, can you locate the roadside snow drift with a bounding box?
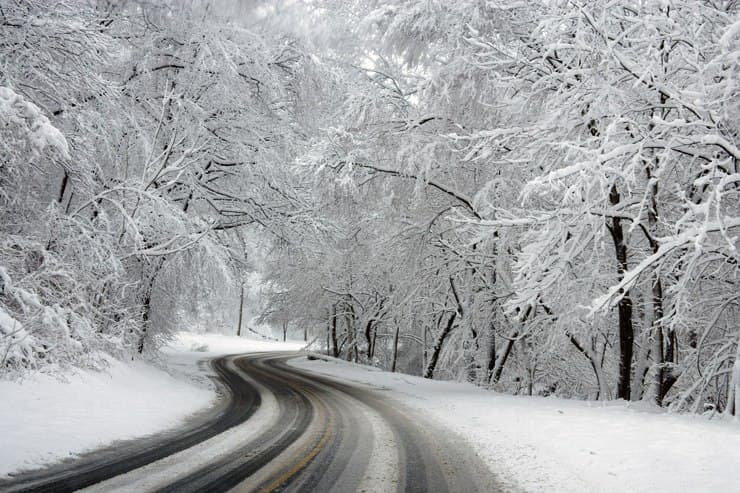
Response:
[0,331,304,477]
[0,357,213,477]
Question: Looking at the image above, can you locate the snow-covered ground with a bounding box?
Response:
[291,355,740,493]
[0,331,304,478]
[166,331,304,356]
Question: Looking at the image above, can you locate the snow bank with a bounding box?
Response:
[0,356,213,477]
[291,355,740,493]
[0,331,303,477]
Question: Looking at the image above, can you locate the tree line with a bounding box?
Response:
[261,0,739,415]
[1,0,737,415]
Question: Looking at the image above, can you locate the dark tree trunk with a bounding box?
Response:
[236,284,244,336]
[365,319,374,360]
[390,324,400,373]
[424,277,463,379]
[609,185,634,401]
[136,258,165,354]
[58,171,69,204]
[371,330,377,361]
[345,301,357,362]
[423,311,456,379]
[467,326,479,382]
[644,165,677,404]
[365,298,383,361]
[330,304,339,358]
[490,334,516,385]
[490,306,532,385]
[486,322,496,382]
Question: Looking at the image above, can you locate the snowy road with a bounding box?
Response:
[1,353,497,493]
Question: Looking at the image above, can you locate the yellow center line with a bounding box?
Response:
[259,385,335,493]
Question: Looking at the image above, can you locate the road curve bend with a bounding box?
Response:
[0,352,500,493]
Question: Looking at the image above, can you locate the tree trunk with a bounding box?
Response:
[364,319,374,360]
[236,284,244,336]
[371,330,377,362]
[57,171,69,204]
[725,339,740,417]
[466,326,479,383]
[422,323,428,374]
[568,333,611,400]
[423,311,456,379]
[136,257,165,355]
[490,332,516,385]
[633,326,652,401]
[330,304,339,358]
[490,306,531,385]
[326,313,331,356]
[345,301,357,362]
[486,320,497,382]
[365,298,382,361]
[609,185,634,401]
[390,323,400,373]
[425,276,464,379]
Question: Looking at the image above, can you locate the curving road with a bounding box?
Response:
[0,353,499,493]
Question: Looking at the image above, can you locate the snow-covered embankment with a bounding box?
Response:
[0,332,303,477]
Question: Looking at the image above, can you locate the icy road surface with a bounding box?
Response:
[1,353,498,492]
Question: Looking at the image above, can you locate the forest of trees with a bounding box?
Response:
[1,0,738,416]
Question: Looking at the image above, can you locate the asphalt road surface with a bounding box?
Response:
[0,353,499,493]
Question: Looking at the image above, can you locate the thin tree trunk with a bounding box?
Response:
[57,171,69,204]
[569,333,611,400]
[330,304,339,358]
[486,320,497,382]
[371,330,377,361]
[423,311,456,379]
[725,339,740,417]
[424,277,463,379]
[391,324,400,373]
[236,284,244,336]
[467,326,479,383]
[364,319,374,360]
[490,332,516,385]
[326,312,330,356]
[136,257,165,354]
[422,323,428,374]
[633,327,652,400]
[490,306,532,385]
[345,301,357,362]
